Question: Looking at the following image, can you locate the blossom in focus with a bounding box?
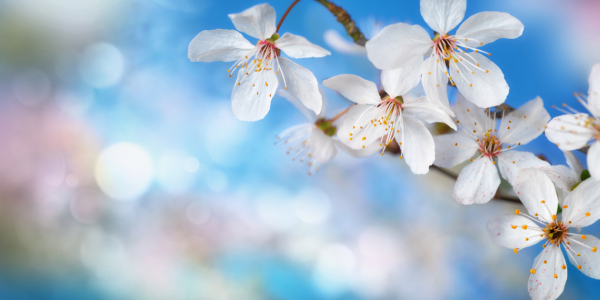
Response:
[323,66,456,174]
[545,63,600,179]
[365,0,523,115]
[538,151,585,205]
[433,94,550,204]
[487,168,600,300]
[188,3,330,121]
[276,90,379,175]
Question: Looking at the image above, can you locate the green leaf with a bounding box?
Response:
[581,169,591,181]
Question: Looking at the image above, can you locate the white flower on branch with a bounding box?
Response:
[188,3,330,121]
[538,151,585,206]
[323,66,456,175]
[487,168,600,300]
[546,63,600,179]
[365,0,524,115]
[433,94,550,204]
[276,90,379,175]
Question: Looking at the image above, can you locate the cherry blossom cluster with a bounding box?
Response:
[187,0,600,299]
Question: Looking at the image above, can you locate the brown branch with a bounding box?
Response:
[314,0,367,46]
[277,0,302,33]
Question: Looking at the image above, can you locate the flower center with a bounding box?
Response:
[544,221,569,246]
[478,133,501,158]
[316,119,337,137]
[432,33,457,61]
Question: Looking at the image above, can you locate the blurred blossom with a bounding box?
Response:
[79,42,125,88]
[95,142,154,200]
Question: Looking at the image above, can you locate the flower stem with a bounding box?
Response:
[314,0,367,46]
[277,0,302,33]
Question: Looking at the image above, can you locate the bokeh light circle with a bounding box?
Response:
[95,143,153,201]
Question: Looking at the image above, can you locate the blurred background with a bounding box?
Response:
[0,0,598,299]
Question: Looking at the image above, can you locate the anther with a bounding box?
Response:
[530,269,536,274]
[514,248,518,254]
[586,212,591,217]
[582,235,587,240]
[563,205,568,209]
[522,225,528,230]
[515,210,520,215]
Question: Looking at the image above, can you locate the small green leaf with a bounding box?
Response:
[557,205,563,214]
[581,169,591,181]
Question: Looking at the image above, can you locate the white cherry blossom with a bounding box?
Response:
[546,63,600,179]
[275,90,379,175]
[487,168,600,300]
[188,3,330,121]
[433,94,550,204]
[539,151,585,205]
[365,0,524,115]
[323,67,456,174]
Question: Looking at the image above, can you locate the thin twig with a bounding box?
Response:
[277,0,302,33]
[314,0,367,45]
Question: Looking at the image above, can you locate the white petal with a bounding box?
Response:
[562,178,600,228]
[402,96,457,129]
[587,63,600,117]
[231,68,278,121]
[421,56,454,116]
[336,105,386,149]
[449,52,509,108]
[454,92,489,136]
[487,215,545,249]
[278,57,322,115]
[456,12,524,47]
[564,151,584,178]
[277,89,317,122]
[323,29,367,56]
[512,168,558,222]
[276,33,331,58]
[500,96,550,146]
[397,117,435,174]
[565,235,600,279]
[381,61,422,98]
[335,139,381,157]
[433,132,478,168]
[188,29,254,62]
[309,128,337,163]
[420,0,466,34]
[539,165,579,194]
[528,246,567,300]
[588,141,600,179]
[545,113,595,150]
[322,74,381,105]
[365,23,432,70]
[497,150,551,183]
[228,3,276,40]
[453,157,500,205]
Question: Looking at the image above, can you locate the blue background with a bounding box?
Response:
[0,0,598,299]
